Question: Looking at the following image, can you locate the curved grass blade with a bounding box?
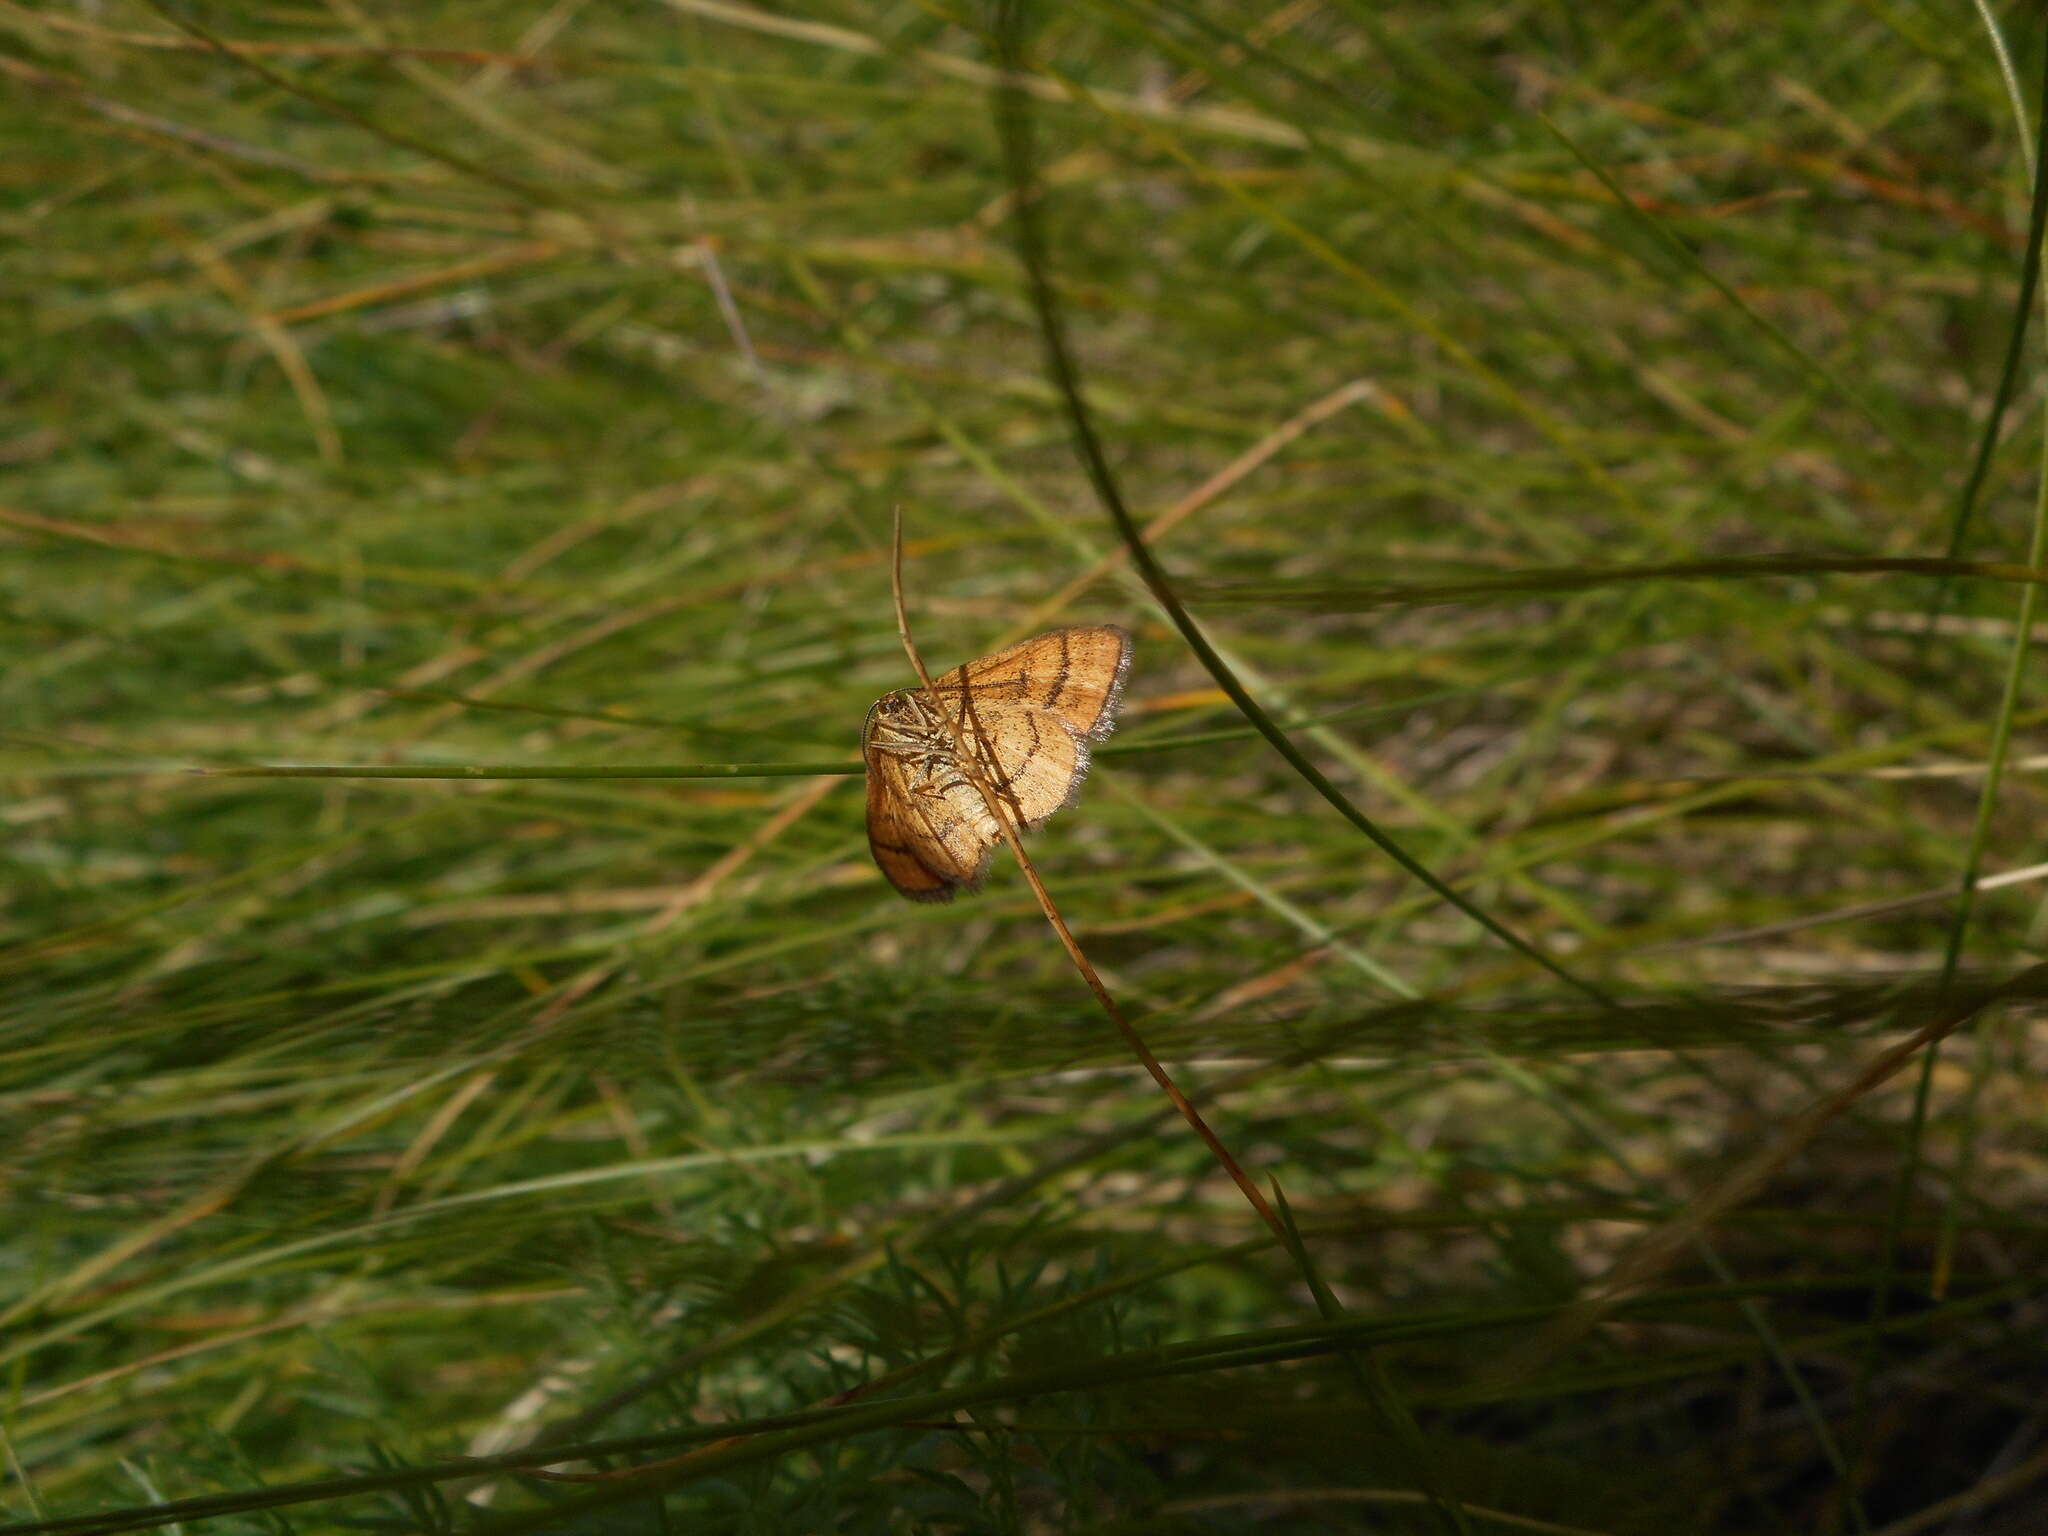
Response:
[989,0,1618,1014]
[1916,33,2048,645]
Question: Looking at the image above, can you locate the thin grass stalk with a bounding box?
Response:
[886,508,1282,1238]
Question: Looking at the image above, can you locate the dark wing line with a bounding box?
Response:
[1072,625,1131,741]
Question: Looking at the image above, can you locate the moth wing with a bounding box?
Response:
[863,733,998,903]
[961,701,1085,831]
[935,625,1132,742]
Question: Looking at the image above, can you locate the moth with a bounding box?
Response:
[863,625,1132,901]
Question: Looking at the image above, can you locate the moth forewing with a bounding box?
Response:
[935,625,1132,741]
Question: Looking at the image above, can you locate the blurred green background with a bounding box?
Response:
[5,2,2048,1532]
